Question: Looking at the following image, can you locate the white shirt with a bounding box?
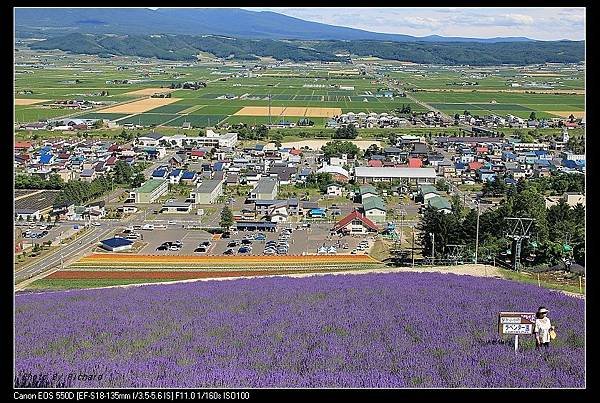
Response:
[534,317,552,343]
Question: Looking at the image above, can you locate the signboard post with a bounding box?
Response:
[498,312,536,353]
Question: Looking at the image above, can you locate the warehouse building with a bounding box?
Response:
[99,237,133,252]
[190,179,223,204]
[131,179,168,204]
[354,167,437,184]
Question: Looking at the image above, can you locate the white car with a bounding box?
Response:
[169,245,180,251]
[168,221,176,225]
[92,222,101,227]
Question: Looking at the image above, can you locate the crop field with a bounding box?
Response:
[15,272,584,388]
[14,50,584,131]
[14,106,76,122]
[412,90,584,119]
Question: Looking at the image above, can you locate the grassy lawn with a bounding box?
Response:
[318,196,348,208]
[278,185,321,200]
[497,268,585,295]
[14,245,58,270]
[24,278,173,290]
[369,239,392,261]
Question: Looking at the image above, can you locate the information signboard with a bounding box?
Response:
[498,312,536,353]
[498,312,536,335]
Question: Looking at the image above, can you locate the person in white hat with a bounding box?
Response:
[534,306,555,349]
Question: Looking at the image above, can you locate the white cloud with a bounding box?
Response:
[242,7,585,40]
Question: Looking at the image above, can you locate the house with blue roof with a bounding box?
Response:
[505,177,517,185]
[501,151,516,161]
[152,169,168,179]
[213,161,224,171]
[39,153,54,165]
[478,169,497,182]
[180,171,198,184]
[169,169,184,184]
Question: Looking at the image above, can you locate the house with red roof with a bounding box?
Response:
[190,149,206,160]
[368,159,383,167]
[408,158,422,168]
[468,161,483,171]
[476,146,488,154]
[105,155,118,166]
[15,141,33,152]
[332,210,379,235]
[290,148,302,156]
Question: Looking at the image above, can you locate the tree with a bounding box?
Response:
[321,140,360,159]
[529,112,537,121]
[435,179,449,192]
[219,206,234,231]
[113,160,133,185]
[131,173,145,188]
[333,124,358,139]
[306,172,333,193]
[363,144,381,160]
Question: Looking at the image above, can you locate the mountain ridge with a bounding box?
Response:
[15,8,545,43]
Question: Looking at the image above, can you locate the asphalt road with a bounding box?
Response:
[14,223,114,284]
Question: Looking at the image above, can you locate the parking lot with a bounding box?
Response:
[127,222,374,256]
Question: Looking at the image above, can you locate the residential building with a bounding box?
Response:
[249,178,278,201]
[190,180,224,204]
[131,179,168,203]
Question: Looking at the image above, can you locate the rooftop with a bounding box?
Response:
[136,179,167,194]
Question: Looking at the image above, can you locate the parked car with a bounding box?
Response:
[224,248,235,255]
[92,222,101,227]
[318,246,328,254]
[241,239,253,245]
[156,245,169,251]
[264,248,276,255]
[194,247,208,253]
[254,233,266,241]
[200,241,211,247]
[221,232,231,239]
[169,245,181,251]
[227,241,239,248]
[238,246,251,254]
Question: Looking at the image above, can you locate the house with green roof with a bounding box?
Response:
[362,196,387,224]
[359,184,379,202]
[131,179,168,203]
[426,195,452,214]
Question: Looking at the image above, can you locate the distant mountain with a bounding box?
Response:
[16,8,538,43]
[27,33,585,66]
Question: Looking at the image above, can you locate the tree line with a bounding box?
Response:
[417,177,585,268]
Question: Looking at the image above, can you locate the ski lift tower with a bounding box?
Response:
[504,218,535,272]
[446,244,466,265]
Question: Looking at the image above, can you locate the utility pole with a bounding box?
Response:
[475,200,480,264]
[411,226,415,268]
[430,232,435,265]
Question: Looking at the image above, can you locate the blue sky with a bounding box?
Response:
[242,7,585,40]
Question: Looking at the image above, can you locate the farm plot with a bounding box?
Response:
[15,272,584,388]
[118,114,179,126]
[14,99,50,106]
[122,88,177,96]
[167,115,227,128]
[144,103,192,114]
[99,98,183,114]
[14,106,75,122]
[75,113,130,121]
[234,106,341,117]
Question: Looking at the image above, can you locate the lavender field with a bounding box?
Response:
[14,273,585,388]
